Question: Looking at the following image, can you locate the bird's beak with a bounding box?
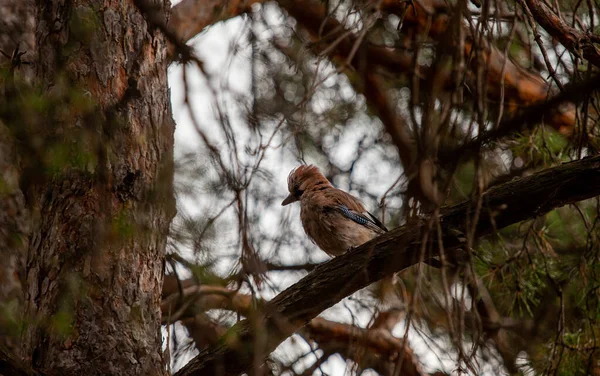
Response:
[281,194,298,206]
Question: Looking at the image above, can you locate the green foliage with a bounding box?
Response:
[0,176,8,196]
[556,354,585,376]
[0,299,22,336]
[50,274,86,338]
[189,262,229,287]
[510,128,569,165]
[451,160,476,199]
[473,194,600,373]
[46,142,98,175]
[112,209,136,240]
[1,68,109,188]
[50,310,75,338]
[69,6,102,46]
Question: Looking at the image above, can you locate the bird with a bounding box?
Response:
[281,165,388,256]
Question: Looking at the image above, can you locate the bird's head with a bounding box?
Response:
[281,165,331,206]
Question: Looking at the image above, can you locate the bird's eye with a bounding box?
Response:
[294,189,304,197]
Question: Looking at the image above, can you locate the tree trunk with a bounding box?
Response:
[0,0,35,353]
[16,1,175,375]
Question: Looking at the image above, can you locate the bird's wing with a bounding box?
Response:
[363,210,389,232]
[334,205,388,234]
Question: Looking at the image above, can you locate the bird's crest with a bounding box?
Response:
[287,164,326,193]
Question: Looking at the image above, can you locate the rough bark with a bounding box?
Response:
[0,120,29,351]
[0,343,39,376]
[12,1,176,375]
[0,0,35,62]
[176,155,600,376]
[0,0,36,353]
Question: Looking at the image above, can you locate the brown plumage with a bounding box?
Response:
[282,165,387,256]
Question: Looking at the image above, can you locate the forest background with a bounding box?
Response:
[1,0,600,375]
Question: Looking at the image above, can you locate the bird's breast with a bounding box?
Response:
[300,200,379,257]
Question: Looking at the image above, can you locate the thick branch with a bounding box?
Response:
[170,0,261,43]
[168,0,264,59]
[176,155,600,375]
[523,0,600,68]
[301,317,429,376]
[304,317,431,376]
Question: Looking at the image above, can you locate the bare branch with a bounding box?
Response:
[171,0,577,133]
[166,285,434,376]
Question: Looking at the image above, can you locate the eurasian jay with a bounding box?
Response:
[282,165,387,256]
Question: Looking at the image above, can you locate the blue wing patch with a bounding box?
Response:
[334,205,388,233]
[338,205,369,225]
